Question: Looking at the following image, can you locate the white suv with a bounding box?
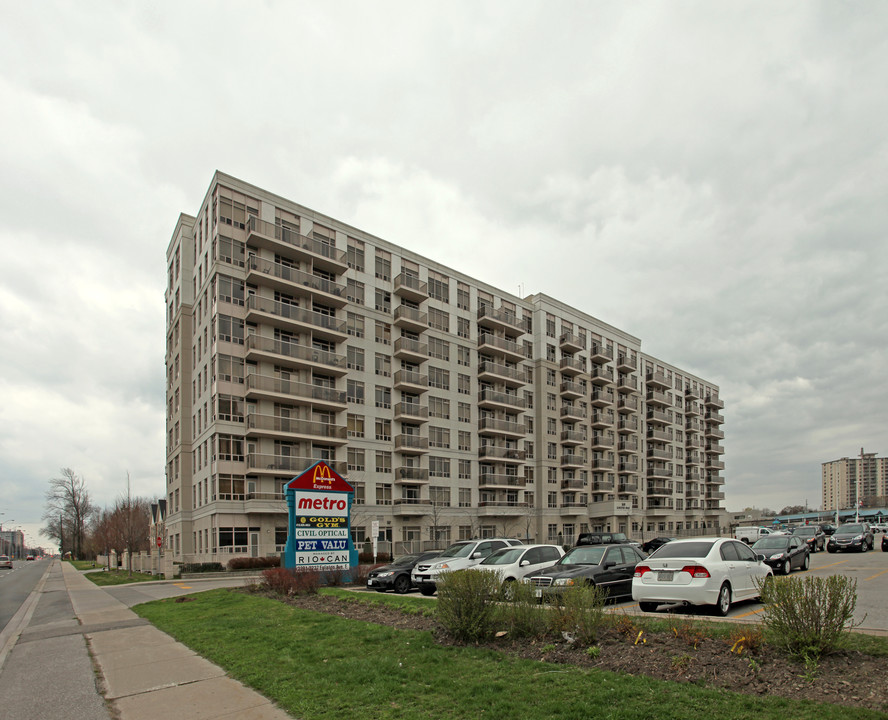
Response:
[411,538,523,595]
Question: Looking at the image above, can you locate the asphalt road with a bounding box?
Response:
[0,558,47,632]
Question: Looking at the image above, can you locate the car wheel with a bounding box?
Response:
[802,554,810,571]
[501,579,517,601]
[715,583,732,617]
[827,546,836,553]
[638,601,659,613]
[393,575,412,594]
[782,559,791,575]
[882,543,887,552]
[861,543,867,553]
[419,585,436,596]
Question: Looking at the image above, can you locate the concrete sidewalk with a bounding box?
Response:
[0,560,293,719]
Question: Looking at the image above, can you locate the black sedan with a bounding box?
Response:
[366,551,441,594]
[882,533,888,552]
[827,523,875,553]
[641,537,675,554]
[524,544,645,601]
[791,526,825,552]
[751,535,810,575]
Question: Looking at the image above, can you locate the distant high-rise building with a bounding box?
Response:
[822,451,888,511]
[163,172,726,563]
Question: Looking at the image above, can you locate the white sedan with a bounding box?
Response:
[466,544,564,588]
[631,537,773,616]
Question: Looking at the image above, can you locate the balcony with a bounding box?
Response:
[560,428,586,446]
[590,433,614,450]
[479,474,525,489]
[684,387,700,401]
[646,409,671,426]
[245,295,347,343]
[647,447,673,461]
[244,492,288,515]
[590,410,614,429]
[645,389,671,407]
[561,478,586,490]
[616,354,637,373]
[685,453,702,466]
[617,395,638,413]
[393,402,429,423]
[616,374,638,393]
[686,434,703,448]
[591,457,614,471]
[393,499,432,516]
[394,435,429,454]
[393,369,429,393]
[646,427,671,443]
[646,371,670,389]
[647,499,675,514]
[393,273,428,302]
[590,388,613,407]
[479,446,526,463]
[589,343,614,364]
[245,335,348,376]
[617,438,638,453]
[705,410,725,424]
[477,360,529,387]
[246,453,347,477]
[617,416,638,433]
[686,417,704,432]
[647,482,673,497]
[477,501,529,516]
[393,336,429,362]
[246,216,347,274]
[618,460,639,473]
[245,374,346,411]
[245,413,348,444]
[591,478,615,492]
[477,333,525,362]
[685,402,702,416]
[479,417,526,438]
[704,426,725,440]
[706,490,726,501]
[246,256,347,308]
[476,306,529,335]
[559,356,585,376]
[705,394,724,409]
[559,331,584,353]
[647,464,673,479]
[393,305,428,332]
[708,474,725,485]
[560,405,587,422]
[618,479,638,493]
[478,388,526,411]
[559,503,588,515]
[589,366,614,386]
[560,380,584,400]
[705,458,726,471]
[560,453,585,468]
[706,442,725,454]
[394,467,430,483]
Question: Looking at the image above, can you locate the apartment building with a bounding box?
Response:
[822,452,888,511]
[163,171,726,563]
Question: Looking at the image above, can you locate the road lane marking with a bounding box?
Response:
[174,583,193,589]
[864,568,888,581]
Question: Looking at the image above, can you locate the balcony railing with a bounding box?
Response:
[246,295,346,336]
[245,374,346,405]
[478,388,527,409]
[477,360,529,385]
[479,417,526,435]
[247,216,347,266]
[244,335,346,372]
[247,256,347,301]
[479,446,526,461]
[246,413,347,439]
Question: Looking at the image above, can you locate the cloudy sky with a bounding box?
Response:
[2,2,886,548]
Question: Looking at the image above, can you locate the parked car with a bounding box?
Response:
[366,551,442,594]
[819,523,837,536]
[411,538,524,595]
[575,532,641,550]
[0,555,12,569]
[733,526,772,544]
[632,537,773,616]
[26,555,35,561]
[641,537,675,554]
[827,523,874,553]
[870,523,888,534]
[524,543,645,602]
[882,533,888,552]
[752,535,810,574]
[466,544,565,593]
[790,525,826,552]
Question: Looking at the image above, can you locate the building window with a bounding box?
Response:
[375,483,392,504]
[429,307,449,332]
[458,402,471,423]
[458,374,471,395]
[375,353,391,377]
[430,486,451,506]
[429,366,449,390]
[348,448,365,471]
[458,431,471,451]
[347,312,364,338]
[429,456,450,478]
[375,321,391,345]
[429,426,450,449]
[428,273,449,302]
[375,250,391,281]
[457,345,471,367]
[347,279,365,305]
[347,346,364,371]
[375,289,391,313]
[375,386,391,409]
[457,317,470,339]
[429,336,450,361]
[347,379,365,404]
[375,452,392,474]
[347,413,365,438]
[457,282,470,310]
[429,396,450,419]
[375,418,392,441]
[459,460,471,480]
[347,238,365,271]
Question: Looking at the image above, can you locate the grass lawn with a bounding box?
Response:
[66,559,100,571]
[85,570,158,586]
[134,589,878,720]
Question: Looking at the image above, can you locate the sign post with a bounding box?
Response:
[283,461,357,573]
[371,520,380,563]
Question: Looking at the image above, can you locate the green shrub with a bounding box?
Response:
[181,562,224,574]
[498,581,548,639]
[436,569,502,642]
[227,556,281,571]
[758,574,861,658]
[547,583,607,646]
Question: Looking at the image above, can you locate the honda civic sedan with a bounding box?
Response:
[632,537,773,616]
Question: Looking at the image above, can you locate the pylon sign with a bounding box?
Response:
[283,461,357,571]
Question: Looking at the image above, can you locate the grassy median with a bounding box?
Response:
[133,588,878,720]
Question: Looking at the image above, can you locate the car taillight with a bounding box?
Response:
[680,565,711,578]
[633,565,651,577]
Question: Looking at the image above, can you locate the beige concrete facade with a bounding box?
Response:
[163,171,726,565]
[822,452,888,511]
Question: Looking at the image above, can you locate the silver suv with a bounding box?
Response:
[411,538,523,595]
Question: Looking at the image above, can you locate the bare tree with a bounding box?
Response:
[42,468,96,560]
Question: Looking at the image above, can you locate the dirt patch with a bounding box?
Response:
[281,593,887,712]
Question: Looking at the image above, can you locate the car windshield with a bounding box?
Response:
[837,524,865,533]
[437,542,475,559]
[560,547,605,566]
[753,537,790,549]
[391,554,421,567]
[481,548,525,565]
[792,528,815,536]
[649,541,715,559]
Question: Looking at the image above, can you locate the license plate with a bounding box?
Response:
[657,571,674,582]
[535,589,542,598]
[367,579,374,585]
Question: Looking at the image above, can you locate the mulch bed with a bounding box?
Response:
[278,593,887,712]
